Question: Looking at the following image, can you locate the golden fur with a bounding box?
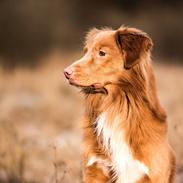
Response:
[64,26,176,183]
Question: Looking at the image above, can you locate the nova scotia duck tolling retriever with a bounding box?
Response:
[64,26,176,183]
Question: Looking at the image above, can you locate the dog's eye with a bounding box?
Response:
[99,50,106,56]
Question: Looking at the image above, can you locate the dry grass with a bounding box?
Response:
[0,51,183,182]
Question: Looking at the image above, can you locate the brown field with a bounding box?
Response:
[0,51,183,183]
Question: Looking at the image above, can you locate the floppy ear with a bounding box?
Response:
[115,28,153,69]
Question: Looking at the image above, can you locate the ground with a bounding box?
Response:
[0,51,183,183]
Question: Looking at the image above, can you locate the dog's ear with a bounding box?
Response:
[115,28,153,69]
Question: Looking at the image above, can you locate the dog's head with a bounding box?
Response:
[64,27,153,93]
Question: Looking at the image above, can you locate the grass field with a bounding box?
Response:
[0,51,183,183]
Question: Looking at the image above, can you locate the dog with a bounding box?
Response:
[64,26,176,183]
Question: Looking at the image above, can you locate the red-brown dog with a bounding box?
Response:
[64,26,176,183]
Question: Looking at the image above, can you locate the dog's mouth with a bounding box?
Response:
[68,79,93,88]
[68,79,109,94]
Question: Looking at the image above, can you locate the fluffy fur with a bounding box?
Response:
[64,26,176,183]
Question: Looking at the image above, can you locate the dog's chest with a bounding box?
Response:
[95,113,149,183]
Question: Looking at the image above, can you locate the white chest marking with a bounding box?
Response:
[96,113,149,183]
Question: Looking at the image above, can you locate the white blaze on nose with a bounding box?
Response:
[72,53,91,66]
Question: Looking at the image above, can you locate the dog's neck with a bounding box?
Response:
[83,61,167,141]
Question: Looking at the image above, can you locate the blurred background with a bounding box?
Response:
[0,0,182,182]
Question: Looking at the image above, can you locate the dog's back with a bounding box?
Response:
[64,26,176,183]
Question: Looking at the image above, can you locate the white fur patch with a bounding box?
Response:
[87,156,111,167]
[87,156,98,166]
[96,112,149,183]
[87,156,111,176]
